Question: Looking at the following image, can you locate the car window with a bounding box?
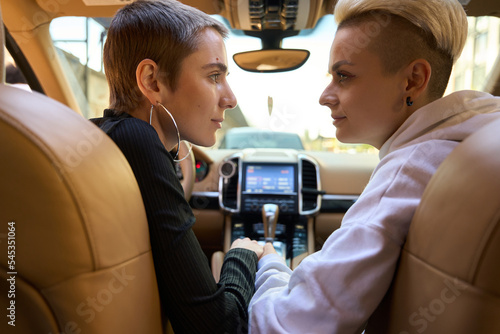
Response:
[49,17,109,120]
[48,14,500,153]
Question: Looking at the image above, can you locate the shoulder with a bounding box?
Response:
[352,141,453,224]
[358,142,450,208]
[376,139,457,180]
[100,117,166,157]
[93,114,175,169]
[91,112,158,144]
[110,117,158,143]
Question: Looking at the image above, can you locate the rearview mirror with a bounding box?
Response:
[233,49,310,73]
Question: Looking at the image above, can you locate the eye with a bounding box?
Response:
[209,73,221,83]
[335,71,350,83]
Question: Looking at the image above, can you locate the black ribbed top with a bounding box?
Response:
[91,110,257,333]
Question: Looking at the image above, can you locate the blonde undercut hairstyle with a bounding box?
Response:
[104,0,228,113]
[334,0,468,99]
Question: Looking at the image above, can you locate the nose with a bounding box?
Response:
[220,81,237,110]
[319,81,338,108]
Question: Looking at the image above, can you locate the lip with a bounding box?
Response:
[212,118,224,128]
[331,115,347,125]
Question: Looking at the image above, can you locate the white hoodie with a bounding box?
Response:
[249,90,500,334]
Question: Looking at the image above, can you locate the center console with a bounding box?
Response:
[219,149,322,268]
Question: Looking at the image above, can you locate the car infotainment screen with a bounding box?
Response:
[244,164,295,194]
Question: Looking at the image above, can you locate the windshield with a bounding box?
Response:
[219,127,305,150]
[49,14,500,154]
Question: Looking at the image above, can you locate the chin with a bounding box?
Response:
[336,128,364,143]
[335,131,349,144]
[190,135,216,148]
[336,133,359,145]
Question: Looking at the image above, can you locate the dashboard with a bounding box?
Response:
[218,149,320,264]
[189,147,379,267]
[219,149,321,216]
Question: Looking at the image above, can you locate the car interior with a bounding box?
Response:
[0,0,499,333]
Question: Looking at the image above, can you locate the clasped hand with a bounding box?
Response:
[230,237,277,260]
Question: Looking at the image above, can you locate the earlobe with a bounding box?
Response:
[136,59,161,104]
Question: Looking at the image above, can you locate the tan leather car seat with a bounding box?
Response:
[366,117,500,333]
[0,85,166,334]
[0,5,165,331]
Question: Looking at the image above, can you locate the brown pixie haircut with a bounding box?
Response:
[103,0,228,113]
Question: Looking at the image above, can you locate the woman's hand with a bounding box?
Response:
[230,237,264,258]
[261,242,277,259]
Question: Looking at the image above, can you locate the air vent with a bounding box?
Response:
[220,157,240,211]
[301,158,319,213]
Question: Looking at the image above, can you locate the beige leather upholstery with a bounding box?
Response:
[0,84,165,333]
[366,118,500,333]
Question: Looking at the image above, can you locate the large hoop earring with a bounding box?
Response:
[156,102,192,162]
[149,104,154,124]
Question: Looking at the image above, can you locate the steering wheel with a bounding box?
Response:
[177,141,195,201]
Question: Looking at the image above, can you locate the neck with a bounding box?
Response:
[129,104,178,151]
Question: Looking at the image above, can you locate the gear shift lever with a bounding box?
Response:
[262,204,279,243]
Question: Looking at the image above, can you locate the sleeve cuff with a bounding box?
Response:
[226,248,259,267]
[257,253,286,270]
